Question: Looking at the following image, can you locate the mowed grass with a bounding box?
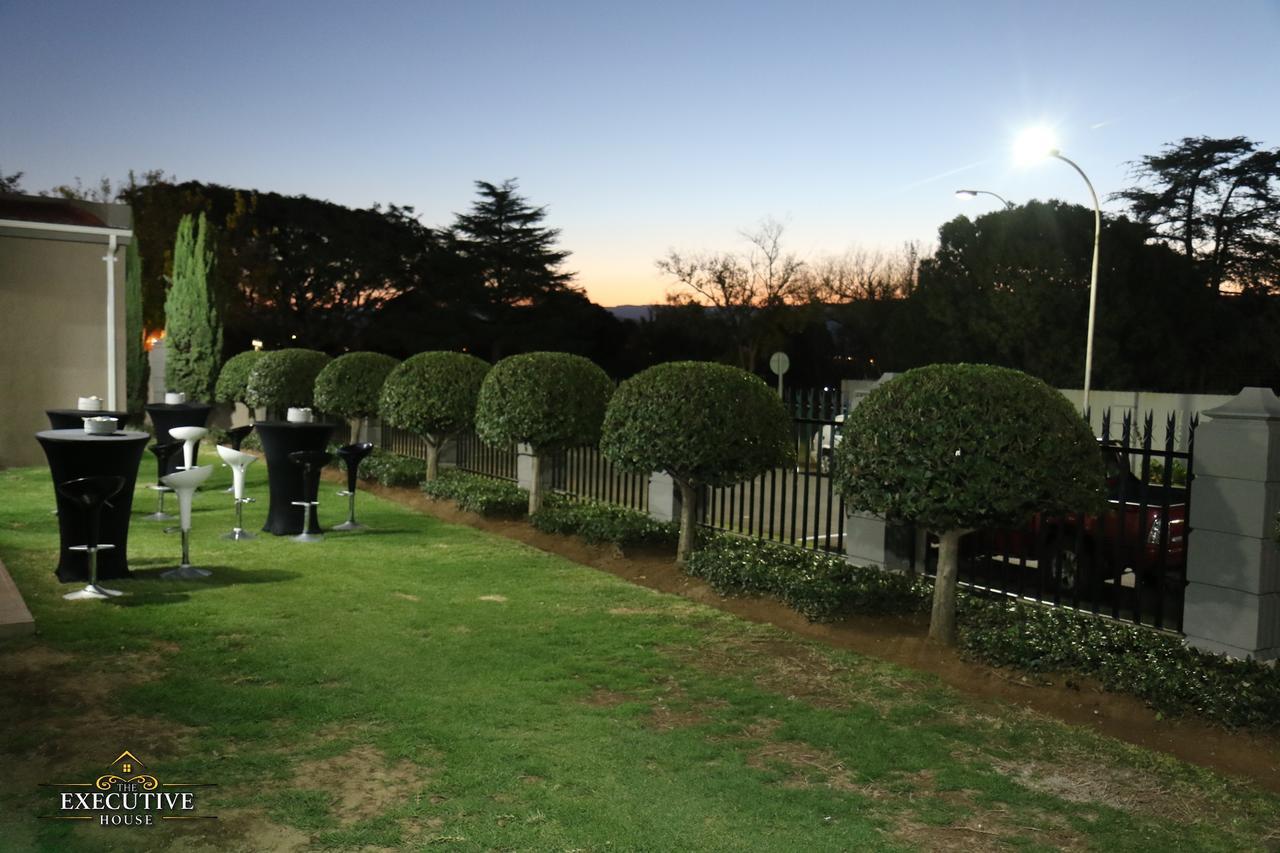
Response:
[1,454,1278,852]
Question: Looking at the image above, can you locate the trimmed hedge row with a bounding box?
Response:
[686,533,1280,729]
[531,500,679,549]
[685,534,931,622]
[421,469,529,517]
[960,597,1280,729]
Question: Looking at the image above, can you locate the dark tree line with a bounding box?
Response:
[14,133,1277,393]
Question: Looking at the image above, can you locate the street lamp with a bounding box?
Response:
[1014,126,1101,416]
[954,189,1015,209]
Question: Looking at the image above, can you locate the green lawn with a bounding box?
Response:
[1,455,1277,852]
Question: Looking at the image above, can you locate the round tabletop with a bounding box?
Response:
[36,428,150,443]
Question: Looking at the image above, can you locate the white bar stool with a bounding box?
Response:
[168,426,209,470]
[216,445,257,540]
[160,465,214,579]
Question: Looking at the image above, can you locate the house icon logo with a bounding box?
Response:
[39,750,217,827]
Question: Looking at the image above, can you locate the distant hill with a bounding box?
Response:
[605,305,657,321]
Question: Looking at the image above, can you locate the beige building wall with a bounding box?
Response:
[0,228,129,467]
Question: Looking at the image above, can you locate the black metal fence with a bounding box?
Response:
[917,410,1196,632]
[379,426,518,482]
[550,446,649,512]
[454,430,518,481]
[699,388,847,552]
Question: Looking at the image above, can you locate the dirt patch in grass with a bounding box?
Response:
[393,592,420,602]
[293,744,427,824]
[583,688,634,707]
[355,476,1280,794]
[991,754,1204,823]
[477,594,508,603]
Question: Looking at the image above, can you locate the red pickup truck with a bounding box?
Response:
[974,447,1188,593]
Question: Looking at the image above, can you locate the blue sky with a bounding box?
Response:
[2,0,1278,304]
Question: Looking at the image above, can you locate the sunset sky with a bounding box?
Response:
[3,0,1278,306]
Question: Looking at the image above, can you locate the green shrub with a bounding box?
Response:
[833,364,1103,644]
[245,348,332,413]
[379,351,491,481]
[314,352,400,419]
[421,469,529,517]
[475,352,614,514]
[531,500,679,549]
[355,449,424,488]
[600,361,792,565]
[685,534,931,622]
[215,350,265,404]
[959,597,1280,729]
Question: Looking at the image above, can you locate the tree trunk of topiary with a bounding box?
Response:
[928,529,969,646]
[424,439,440,482]
[676,478,699,566]
[528,453,545,515]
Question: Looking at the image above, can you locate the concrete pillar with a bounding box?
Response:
[1183,388,1280,661]
[845,511,888,568]
[437,435,459,470]
[516,443,553,496]
[647,471,679,522]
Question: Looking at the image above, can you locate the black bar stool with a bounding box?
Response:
[289,450,332,542]
[226,425,254,451]
[145,442,183,521]
[57,475,126,600]
[334,442,374,531]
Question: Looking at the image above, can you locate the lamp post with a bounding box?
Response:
[1013,127,1101,416]
[954,189,1015,210]
[1048,149,1101,417]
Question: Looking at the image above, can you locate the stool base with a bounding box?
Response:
[293,532,325,543]
[332,520,365,532]
[162,565,212,579]
[63,583,123,601]
[223,527,255,541]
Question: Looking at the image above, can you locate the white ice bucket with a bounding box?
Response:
[77,396,103,411]
[286,407,314,423]
[164,391,187,405]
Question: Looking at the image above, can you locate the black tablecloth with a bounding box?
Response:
[36,429,149,582]
[145,403,213,474]
[47,409,132,430]
[256,421,334,535]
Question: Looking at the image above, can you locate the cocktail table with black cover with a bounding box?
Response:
[46,409,130,430]
[144,402,213,475]
[36,429,149,582]
[255,421,335,535]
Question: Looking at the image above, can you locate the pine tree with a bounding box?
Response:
[164,213,223,400]
[124,238,149,420]
[448,179,576,358]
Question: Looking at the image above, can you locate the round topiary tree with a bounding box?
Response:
[215,350,265,406]
[314,352,400,442]
[599,361,793,566]
[475,352,615,514]
[379,351,491,482]
[832,363,1104,646]
[244,348,332,419]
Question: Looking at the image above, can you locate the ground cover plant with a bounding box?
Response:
[420,468,528,517]
[688,534,1280,729]
[531,499,680,550]
[1,457,1279,851]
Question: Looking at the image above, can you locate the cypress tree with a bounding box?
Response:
[164,213,223,400]
[124,238,149,421]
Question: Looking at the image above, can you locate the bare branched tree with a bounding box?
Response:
[657,218,808,370]
[806,241,922,302]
